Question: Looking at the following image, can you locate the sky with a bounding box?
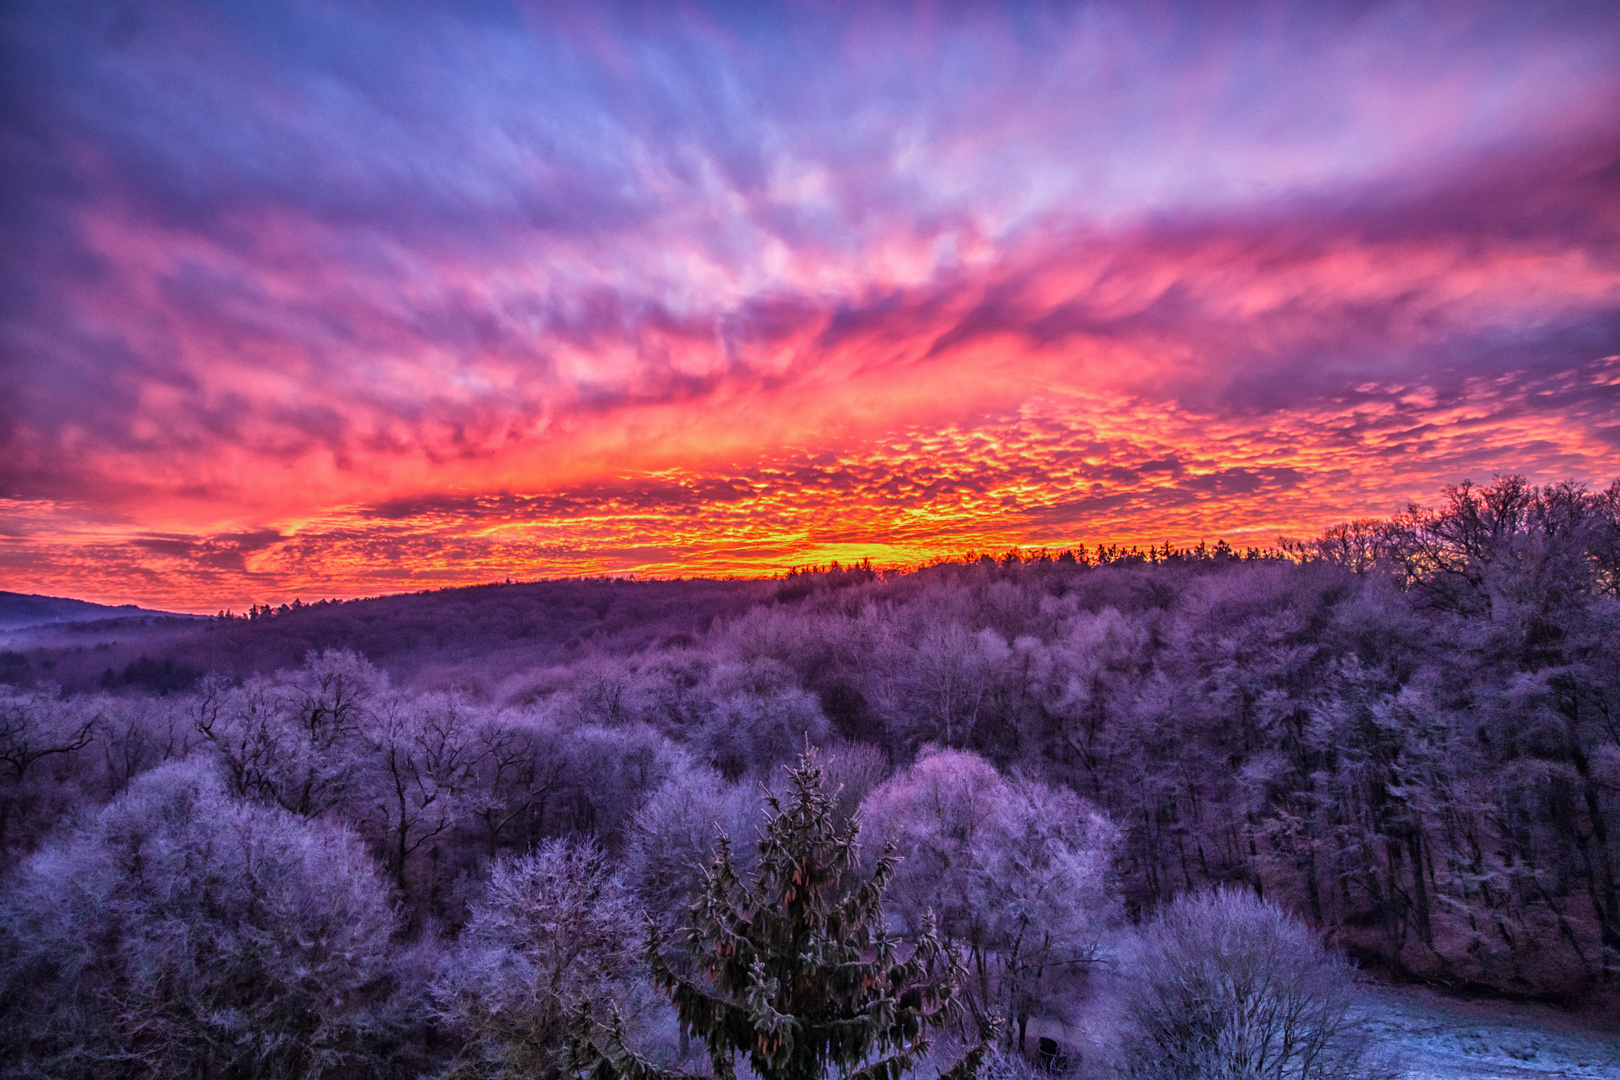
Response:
[2,0,1618,612]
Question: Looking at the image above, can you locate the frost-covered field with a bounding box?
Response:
[1357,986,1620,1079]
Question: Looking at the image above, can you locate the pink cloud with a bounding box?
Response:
[1,1,1616,608]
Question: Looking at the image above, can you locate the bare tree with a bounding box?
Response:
[194,651,383,818]
[363,695,482,898]
[466,719,565,859]
[0,687,96,857]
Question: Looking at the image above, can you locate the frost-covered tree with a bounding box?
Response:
[690,659,832,779]
[861,749,1118,1049]
[1119,888,1373,1080]
[553,721,686,841]
[626,765,763,930]
[362,694,481,896]
[0,760,399,1080]
[465,718,566,859]
[193,650,384,818]
[432,839,645,1080]
[818,740,890,830]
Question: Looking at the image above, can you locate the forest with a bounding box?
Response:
[2,474,1619,1079]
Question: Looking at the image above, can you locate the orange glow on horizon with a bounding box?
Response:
[3,4,1618,612]
[9,363,1618,613]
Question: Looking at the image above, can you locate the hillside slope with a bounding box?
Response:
[0,591,191,631]
[0,577,778,694]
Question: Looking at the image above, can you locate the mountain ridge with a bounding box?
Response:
[0,591,195,632]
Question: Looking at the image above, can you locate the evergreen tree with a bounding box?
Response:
[572,749,987,1080]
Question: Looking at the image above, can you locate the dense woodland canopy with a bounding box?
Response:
[2,474,1619,1078]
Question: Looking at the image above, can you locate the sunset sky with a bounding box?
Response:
[2,1,1618,612]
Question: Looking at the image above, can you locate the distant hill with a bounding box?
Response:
[0,578,778,695]
[0,591,193,632]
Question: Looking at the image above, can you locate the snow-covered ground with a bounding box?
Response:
[1032,981,1619,1079]
[1356,985,1620,1079]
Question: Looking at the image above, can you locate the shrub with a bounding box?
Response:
[1119,888,1373,1080]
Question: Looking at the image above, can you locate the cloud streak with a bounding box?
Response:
[2,0,1617,609]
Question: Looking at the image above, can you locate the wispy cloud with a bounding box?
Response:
[2,1,1616,609]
